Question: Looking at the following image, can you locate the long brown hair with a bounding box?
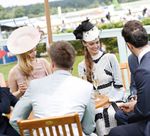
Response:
[84,39,102,83]
[84,47,93,83]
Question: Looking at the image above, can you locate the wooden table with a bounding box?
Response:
[95,95,109,109]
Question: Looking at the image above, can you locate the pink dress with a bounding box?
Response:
[8,58,50,91]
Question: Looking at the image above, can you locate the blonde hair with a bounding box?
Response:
[17,51,34,77]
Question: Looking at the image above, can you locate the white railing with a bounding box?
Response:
[1,25,150,63]
[51,25,150,63]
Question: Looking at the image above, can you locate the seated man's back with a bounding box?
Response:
[10,41,95,136]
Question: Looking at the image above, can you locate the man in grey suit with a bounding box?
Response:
[109,20,150,136]
[10,41,96,136]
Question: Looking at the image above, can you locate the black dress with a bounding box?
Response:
[0,87,19,136]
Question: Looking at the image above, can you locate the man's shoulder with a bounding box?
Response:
[128,54,137,62]
[71,76,92,87]
[69,76,93,96]
[136,55,150,77]
[140,52,150,67]
[30,75,50,86]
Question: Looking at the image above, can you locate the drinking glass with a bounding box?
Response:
[93,74,100,102]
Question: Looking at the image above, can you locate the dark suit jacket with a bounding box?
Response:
[0,87,18,135]
[128,54,139,95]
[128,52,150,116]
[128,52,150,136]
[134,52,150,117]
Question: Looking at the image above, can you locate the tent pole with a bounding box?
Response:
[44,0,53,46]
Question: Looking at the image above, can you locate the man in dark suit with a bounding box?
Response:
[128,41,150,97]
[128,54,138,97]
[109,20,150,136]
[0,87,19,136]
[115,54,138,125]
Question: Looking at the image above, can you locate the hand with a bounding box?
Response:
[18,82,28,95]
[119,100,137,113]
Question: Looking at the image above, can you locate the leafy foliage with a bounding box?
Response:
[0,0,138,19]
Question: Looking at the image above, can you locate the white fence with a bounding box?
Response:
[1,25,150,63]
[52,25,150,63]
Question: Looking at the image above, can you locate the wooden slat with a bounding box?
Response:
[62,125,67,136]
[42,127,47,136]
[35,128,40,136]
[29,129,34,136]
[55,126,60,136]
[68,124,74,136]
[48,126,54,136]
[17,113,83,136]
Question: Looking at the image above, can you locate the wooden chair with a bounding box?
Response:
[18,113,83,136]
[120,62,130,90]
[0,73,6,87]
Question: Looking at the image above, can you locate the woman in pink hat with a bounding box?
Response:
[73,19,124,101]
[7,26,51,98]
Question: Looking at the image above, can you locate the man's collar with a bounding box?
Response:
[138,45,150,64]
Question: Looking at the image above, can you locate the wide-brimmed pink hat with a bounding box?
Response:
[7,26,41,55]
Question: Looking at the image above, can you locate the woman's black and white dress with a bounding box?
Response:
[78,51,125,136]
[78,51,124,101]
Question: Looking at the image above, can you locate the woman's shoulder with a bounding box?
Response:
[9,64,19,75]
[104,53,117,60]
[37,58,49,64]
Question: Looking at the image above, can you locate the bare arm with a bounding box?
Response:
[8,68,26,98]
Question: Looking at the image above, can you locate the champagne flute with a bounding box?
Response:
[92,74,100,101]
[18,78,28,95]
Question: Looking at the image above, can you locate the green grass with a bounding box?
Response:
[0,62,17,80]
[72,55,84,76]
[0,56,84,80]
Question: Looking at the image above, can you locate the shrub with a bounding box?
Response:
[37,20,150,56]
[36,42,46,57]
[69,40,84,55]
[142,17,150,25]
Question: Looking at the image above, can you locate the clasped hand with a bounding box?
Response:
[118,100,137,113]
[18,82,27,94]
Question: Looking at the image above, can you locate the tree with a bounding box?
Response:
[13,7,25,18]
[112,0,121,9]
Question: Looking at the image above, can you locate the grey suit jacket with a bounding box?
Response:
[10,70,95,135]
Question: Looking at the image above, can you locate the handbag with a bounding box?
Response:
[95,102,120,136]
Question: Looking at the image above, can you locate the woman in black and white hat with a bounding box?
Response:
[73,19,124,101]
